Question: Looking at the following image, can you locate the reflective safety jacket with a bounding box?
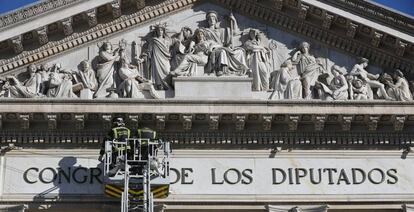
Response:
[111,126,131,140]
[100,126,131,155]
[137,128,157,142]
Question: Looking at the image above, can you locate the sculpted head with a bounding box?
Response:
[249,29,260,41]
[394,69,404,80]
[27,64,37,74]
[195,29,205,42]
[352,78,364,89]
[182,27,193,40]
[206,11,218,28]
[358,57,369,68]
[41,63,50,72]
[299,41,310,54]
[103,42,112,51]
[281,59,293,70]
[80,60,90,72]
[152,23,167,38]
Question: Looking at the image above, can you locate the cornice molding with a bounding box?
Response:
[0,0,83,29]
[319,0,414,35]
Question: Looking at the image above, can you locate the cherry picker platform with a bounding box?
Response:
[102,138,171,212]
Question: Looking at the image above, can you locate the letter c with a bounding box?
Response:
[23,167,39,184]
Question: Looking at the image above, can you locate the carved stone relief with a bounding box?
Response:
[1,5,412,102]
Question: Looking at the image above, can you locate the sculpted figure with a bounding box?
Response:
[199,11,249,76]
[46,65,76,98]
[171,29,212,77]
[292,42,325,99]
[170,27,194,71]
[94,42,120,98]
[269,59,302,100]
[245,29,271,91]
[5,64,42,98]
[142,23,172,90]
[316,65,349,100]
[0,78,7,97]
[38,63,51,95]
[350,57,391,100]
[350,78,370,100]
[72,60,98,92]
[384,69,412,101]
[118,58,160,99]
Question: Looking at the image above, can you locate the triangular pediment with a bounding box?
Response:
[0,0,413,101]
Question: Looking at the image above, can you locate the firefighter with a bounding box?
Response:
[136,127,157,160]
[99,117,131,176]
[136,127,164,176]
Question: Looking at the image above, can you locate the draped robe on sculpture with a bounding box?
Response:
[147,37,172,90]
[245,39,270,91]
[94,51,118,98]
[199,27,248,75]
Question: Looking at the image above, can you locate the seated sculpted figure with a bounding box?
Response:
[170,27,194,71]
[244,29,271,91]
[316,65,349,100]
[72,60,98,92]
[292,42,326,99]
[5,64,42,98]
[199,11,249,76]
[170,29,214,77]
[350,57,391,100]
[384,69,412,101]
[269,59,302,100]
[46,64,76,98]
[118,58,160,99]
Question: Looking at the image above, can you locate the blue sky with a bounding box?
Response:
[0,0,413,16]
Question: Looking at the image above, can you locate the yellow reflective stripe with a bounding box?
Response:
[129,189,144,196]
[154,190,168,199]
[112,128,118,139]
[105,189,121,198]
[106,184,123,194]
[152,185,168,193]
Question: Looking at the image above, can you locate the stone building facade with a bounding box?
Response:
[0,0,413,211]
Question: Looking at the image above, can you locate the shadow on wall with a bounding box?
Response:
[27,157,117,212]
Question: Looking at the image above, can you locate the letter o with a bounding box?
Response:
[39,168,57,184]
[224,168,241,184]
[368,168,385,184]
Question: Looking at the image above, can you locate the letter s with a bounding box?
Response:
[386,169,398,184]
[241,169,253,185]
